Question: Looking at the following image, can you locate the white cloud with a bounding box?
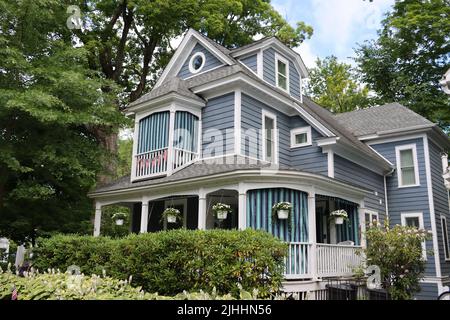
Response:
[293,42,317,69]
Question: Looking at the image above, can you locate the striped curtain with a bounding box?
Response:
[335,198,359,245]
[138,111,170,154]
[174,111,199,152]
[246,188,309,242]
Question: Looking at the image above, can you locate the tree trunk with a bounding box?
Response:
[92,126,118,186]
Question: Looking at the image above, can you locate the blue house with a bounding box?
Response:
[89,29,450,299]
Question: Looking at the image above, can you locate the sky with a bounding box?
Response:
[271,0,395,68]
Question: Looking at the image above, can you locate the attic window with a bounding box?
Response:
[275,53,289,92]
[189,52,206,74]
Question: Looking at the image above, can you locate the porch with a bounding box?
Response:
[93,183,365,281]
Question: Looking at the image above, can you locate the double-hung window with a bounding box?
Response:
[401,212,427,260]
[262,110,277,163]
[275,53,289,92]
[395,144,420,187]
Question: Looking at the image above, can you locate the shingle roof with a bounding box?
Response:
[90,155,369,195]
[129,77,204,108]
[334,103,435,137]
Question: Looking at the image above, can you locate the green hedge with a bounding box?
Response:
[0,270,248,300]
[32,229,287,298]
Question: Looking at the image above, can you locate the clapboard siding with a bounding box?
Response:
[371,138,436,276]
[429,139,450,275]
[415,282,439,300]
[201,93,234,157]
[263,48,276,86]
[289,63,301,100]
[240,93,290,166]
[240,54,257,73]
[178,42,223,79]
[290,116,328,175]
[334,155,385,214]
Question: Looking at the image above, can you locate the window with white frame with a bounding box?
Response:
[275,53,289,91]
[365,210,379,229]
[188,52,206,74]
[401,212,427,260]
[262,110,277,163]
[290,126,312,148]
[441,215,450,261]
[395,144,420,187]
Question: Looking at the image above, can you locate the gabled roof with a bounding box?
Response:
[334,103,435,137]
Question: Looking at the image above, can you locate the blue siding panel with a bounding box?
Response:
[201,93,234,157]
[240,54,257,73]
[334,155,385,215]
[263,48,276,86]
[371,138,436,276]
[178,42,223,79]
[429,139,450,276]
[289,63,301,100]
[415,282,439,300]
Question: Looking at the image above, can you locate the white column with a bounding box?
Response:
[198,189,207,230]
[93,202,102,237]
[308,189,317,280]
[238,193,247,230]
[140,202,149,233]
[359,202,367,248]
[166,109,176,176]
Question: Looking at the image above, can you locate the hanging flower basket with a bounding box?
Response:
[162,207,181,224]
[212,203,232,220]
[330,210,348,225]
[111,212,127,226]
[272,202,292,220]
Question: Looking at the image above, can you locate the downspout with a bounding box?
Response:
[384,168,395,219]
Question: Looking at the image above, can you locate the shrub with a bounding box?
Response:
[32,229,287,298]
[364,220,431,300]
[0,269,245,300]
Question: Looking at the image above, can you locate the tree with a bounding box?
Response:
[306,56,373,113]
[355,0,450,131]
[0,0,124,243]
[69,0,313,183]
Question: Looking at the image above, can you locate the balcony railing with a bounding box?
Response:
[134,147,198,180]
[284,242,363,279]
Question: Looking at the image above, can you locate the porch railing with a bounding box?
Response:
[284,242,310,279]
[285,243,363,279]
[134,147,198,179]
[316,243,363,278]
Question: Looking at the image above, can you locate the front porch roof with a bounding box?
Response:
[89,155,371,198]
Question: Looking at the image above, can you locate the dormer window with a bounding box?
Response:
[275,53,289,92]
[189,52,206,74]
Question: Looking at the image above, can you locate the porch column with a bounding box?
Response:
[198,189,207,230]
[93,202,102,237]
[308,190,318,280]
[238,188,247,230]
[140,201,149,233]
[359,202,367,248]
[166,109,176,176]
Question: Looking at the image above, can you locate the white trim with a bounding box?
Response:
[274,52,290,93]
[327,149,334,179]
[368,145,394,166]
[423,136,442,277]
[401,212,427,260]
[261,109,278,164]
[440,215,450,261]
[188,51,206,74]
[234,89,242,155]
[290,126,312,148]
[395,144,420,188]
[163,198,188,230]
[257,49,263,78]
[365,209,379,227]
[366,134,426,146]
[154,29,234,88]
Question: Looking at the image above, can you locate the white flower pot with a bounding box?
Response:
[335,217,344,225]
[167,214,177,223]
[277,210,289,220]
[115,219,124,226]
[216,210,228,220]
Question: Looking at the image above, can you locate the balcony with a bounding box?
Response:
[132,109,199,181]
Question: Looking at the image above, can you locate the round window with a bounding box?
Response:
[188,52,206,74]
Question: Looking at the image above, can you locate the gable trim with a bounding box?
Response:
[155,29,234,89]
